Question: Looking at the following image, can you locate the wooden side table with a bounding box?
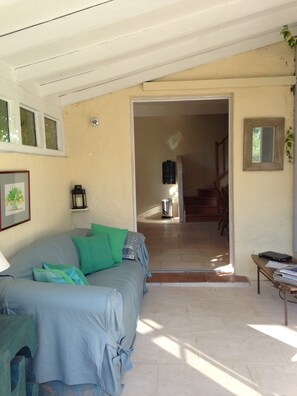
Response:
[251,254,297,326]
[0,314,39,396]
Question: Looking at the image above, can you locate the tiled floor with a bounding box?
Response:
[137,220,229,272]
[122,282,297,396]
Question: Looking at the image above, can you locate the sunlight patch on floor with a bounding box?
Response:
[249,324,297,362]
[153,335,182,359]
[151,334,257,395]
[136,319,163,335]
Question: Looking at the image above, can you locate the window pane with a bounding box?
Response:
[44,117,58,150]
[20,107,36,146]
[0,99,9,142]
[252,127,261,163]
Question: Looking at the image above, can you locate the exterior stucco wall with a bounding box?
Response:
[64,42,295,278]
[0,154,72,258]
[0,77,71,259]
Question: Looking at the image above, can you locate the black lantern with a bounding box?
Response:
[71,185,87,209]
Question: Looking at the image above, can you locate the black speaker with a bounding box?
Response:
[162,160,176,184]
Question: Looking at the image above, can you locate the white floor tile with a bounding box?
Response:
[122,284,297,395]
[248,364,297,396]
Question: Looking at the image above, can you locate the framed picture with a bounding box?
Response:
[0,170,31,231]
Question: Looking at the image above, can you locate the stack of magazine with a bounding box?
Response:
[273,265,297,286]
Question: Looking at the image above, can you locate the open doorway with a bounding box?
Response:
[132,97,231,273]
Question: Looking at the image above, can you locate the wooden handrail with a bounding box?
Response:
[176,156,185,223]
[215,135,228,190]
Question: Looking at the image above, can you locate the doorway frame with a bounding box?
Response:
[131,94,234,271]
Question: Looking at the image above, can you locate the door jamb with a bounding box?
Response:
[130,94,234,271]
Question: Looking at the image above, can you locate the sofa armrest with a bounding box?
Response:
[123,231,150,279]
[0,277,126,389]
[0,277,122,333]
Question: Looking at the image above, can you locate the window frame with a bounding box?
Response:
[0,97,10,143]
[0,97,65,157]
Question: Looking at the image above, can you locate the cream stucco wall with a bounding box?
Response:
[0,73,72,259]
[64,42,295,278]
[0,153,72,258]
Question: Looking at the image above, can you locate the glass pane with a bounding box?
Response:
[0,99,10,142]
[252,127,261,163]
[261,126,274,162]
[252,126,274,163]
[20,107,37,146]
[44,117,58,150]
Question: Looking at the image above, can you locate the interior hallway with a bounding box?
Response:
[137,220,230,273]
[122,283,297,396]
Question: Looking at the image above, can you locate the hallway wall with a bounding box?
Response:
[134,113,228,216]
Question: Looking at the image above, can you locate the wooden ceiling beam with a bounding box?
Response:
[15,0,297,84]
[39,5,297,97]
[0,0,182,56]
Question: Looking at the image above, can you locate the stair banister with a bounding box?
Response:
[215,135,228,190]
[176,156,185,223]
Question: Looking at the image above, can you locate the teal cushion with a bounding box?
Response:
[72,234,115,275]
[91,223,128,263]
[42,263,89,286]
[33,267,76,285]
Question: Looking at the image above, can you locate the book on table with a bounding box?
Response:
[278,265,297,277]
[273,265,297,286]
[273,273,297,287]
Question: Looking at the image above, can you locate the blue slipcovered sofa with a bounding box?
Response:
[0,228,150,396]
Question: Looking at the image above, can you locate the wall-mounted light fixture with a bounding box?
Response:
[71,185,87,209]
[89,116,100,127]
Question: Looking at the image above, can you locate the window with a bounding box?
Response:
[20,107,37,147]
[44,116,58,150]
[0,97,64,156]
[0,99,9,143]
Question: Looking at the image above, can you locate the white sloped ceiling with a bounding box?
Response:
[0,0,296,105]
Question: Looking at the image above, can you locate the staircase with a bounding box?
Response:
[184,189,219,222]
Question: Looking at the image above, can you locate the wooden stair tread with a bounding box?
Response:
[184,188,219,222]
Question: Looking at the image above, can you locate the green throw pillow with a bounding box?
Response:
[72,234,115,275]
[42,263,89,286]
[91,223,128,263]
[33,267,76,285]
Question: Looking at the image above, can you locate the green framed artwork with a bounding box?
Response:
[0,171,31,231]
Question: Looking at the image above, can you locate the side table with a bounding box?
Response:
[251,254,297,326]
[0,314,39,396]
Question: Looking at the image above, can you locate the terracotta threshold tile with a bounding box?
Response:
[205,272,249,283]
[147,271,249,283]
[147,272,207,283]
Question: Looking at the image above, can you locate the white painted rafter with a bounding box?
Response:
[39,3,297,97]
[0,0,182,56]
[0,0,110,36]
[15,0,297,83]
[59,29,295,105]
[0,0,295,104]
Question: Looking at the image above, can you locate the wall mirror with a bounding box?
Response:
[243,117,285,171]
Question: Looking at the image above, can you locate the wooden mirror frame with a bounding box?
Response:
[243,117,285,171]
